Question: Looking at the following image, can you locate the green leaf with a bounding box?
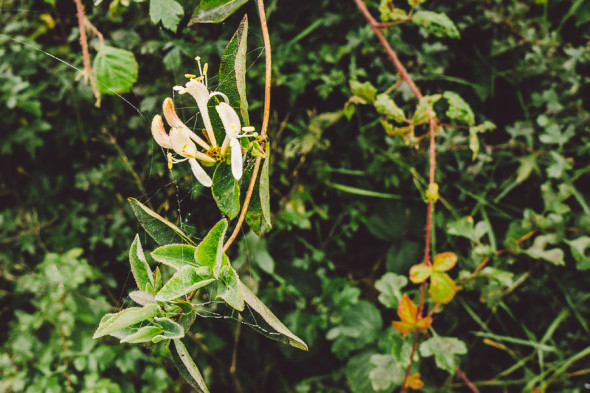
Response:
[412,11,460,38]
[212,163,240,219]
[128,198,196,246]
[93,46,138,94]
[409,264,432,283]
[240,280,309,351]
[171,339,210,393]
[469,121,496,160]
[566,236,590,270]
[443,91,474,126]
[429,271,456,304]
[412,94,441,124]
[129,235,154,293]
[151,244,198,270]
[350,80,377,104]
[419,336,467,374]
[129,290,156,306]
[149,0,184,32]
[93,304,160,339]
[379,0,408,22]
[120,325,163,344]
[216,265,244,311]
[524,234,565,266]
[345,351,379,393]
[196,219,228,278]
[369,354,404,391]
[447,217,489,243]
[173,301,198,330]
[432,252,458,272]
[375,273,408,309]
[189,0,248,24]
[151,317,185,342]
[374,93,406,122]
[217,14,249,126]
[260,157,272,228]
[155,266,215,302]
[516,154,539,184]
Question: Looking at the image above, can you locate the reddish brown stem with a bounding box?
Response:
[73,0,101,106]
[456,368,480,393]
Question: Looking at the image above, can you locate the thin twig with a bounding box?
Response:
[456,368,480,393]
[73,0,101,106]
[223,0,272,251]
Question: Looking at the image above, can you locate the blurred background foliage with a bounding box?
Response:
[1,0,590,392]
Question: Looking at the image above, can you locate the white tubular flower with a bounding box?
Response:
[152,98,214,188]
[216,102,243,180]
[174,79,218,148]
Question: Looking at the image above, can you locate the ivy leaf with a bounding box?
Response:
[212,163,240,219]
[412,11,460,38]
[129,234,154,293]
[409,263,432,284]
[128,198,195,246]
[369,354,404,391]
[151,244,198,270]
[374,93,406,122]
[93,46,138,94]
[149,0,184,32]
[428,271,456,304]
[524,234,565,266]
[392,294,432,335]
[155,266,215,302]
[419,336,467,373]
[443,91,474,126]
[189,0,248,24]
[374,272,408,309]
[216,265,244,311]
[196,219,228,278]
[93,304,160,339]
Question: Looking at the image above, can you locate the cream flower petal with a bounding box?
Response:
[162,98,184,128]
[230,138,243,180]
[183,80,217,146]
[215,102,241,139]
[169,127,198,158]
[151,115,172,149]
[188,158,213,187]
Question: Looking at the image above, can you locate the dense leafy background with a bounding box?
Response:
[1,0,590,392]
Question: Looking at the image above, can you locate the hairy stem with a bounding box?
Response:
[73,0,101,106]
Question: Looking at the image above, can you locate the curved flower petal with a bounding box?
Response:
[162,98,184,128]
[188,158,213,187]
[183,80,217,146]
[170,127,198,158]
[230,138,243,180]
[216,102,241,139]
[151,115,172,149]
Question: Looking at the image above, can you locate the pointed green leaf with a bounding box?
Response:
[155,266,215,302]
[171,339,210,393]
[419,336,467,374]
[412,11,460,39]
[128,198,195,246]
[375,93,406,122]
[93,46,138,94]
[260,157,272,228]
[151,244,198,270]
[120,325,163,343]
[129,290,156,306]
[212,163,240,219]
[409,264,432,284]
[196,219,228,278]
[244,162,270,236]
[129,235,154,292]
[216,265,244,311]
[93,304,160,339]
[189,0,248,24]
[240,279,309,351]
[443,91,474,126]
[152,317,185,342]
[428,271,456,304]
[173,301,198,330]
[218,14,249,125]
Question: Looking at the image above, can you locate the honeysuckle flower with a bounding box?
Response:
[216,102,246,180]
[151,98,215,188]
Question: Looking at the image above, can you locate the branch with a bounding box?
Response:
[73,0,101,107]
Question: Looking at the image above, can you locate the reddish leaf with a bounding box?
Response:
[407,373,424,389]
[392,321,415,335]
[414,316,433,330]
[397,294,418,324]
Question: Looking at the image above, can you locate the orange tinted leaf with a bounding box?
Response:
[397,294,418,324]
[433,252,457,272]
[392,321,415,335]
[429,271,456,304]
[414,316,432,330]
[407,373,424,390]
[409,263,432,283]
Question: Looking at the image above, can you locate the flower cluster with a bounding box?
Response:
[151,57,254,187]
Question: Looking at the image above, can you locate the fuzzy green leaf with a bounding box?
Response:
[129,235,154,293]
[375,93,406,122]
[171,339,210,393]
[155,266,215,302]
[443,91,474,126]
[151,317,185,342]
[120,325,163,343]
[93,46,138,94]
[412,11,460,38]
[196,219,228,278]
[93,304,160,339]
[216,265,244,311]
[260,157,272,228]
[189,0,248,24]
[151,244,198,270]
[150,0,184,32]
[212,163,240,219]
